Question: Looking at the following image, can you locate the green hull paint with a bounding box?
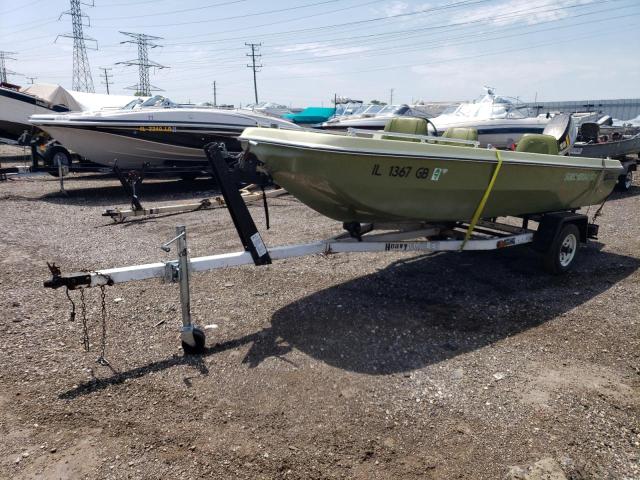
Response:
[240,128,623,223]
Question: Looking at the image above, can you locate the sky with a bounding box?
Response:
[1,0,639,106]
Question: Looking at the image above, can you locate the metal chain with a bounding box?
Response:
[79,289,90,352]
[64,287,76,322]
[96,285,110,366]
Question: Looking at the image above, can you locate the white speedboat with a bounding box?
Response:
[319,104,433,131]
[29,95,300,169]
[0,82,138,142]
[430,88,548,148]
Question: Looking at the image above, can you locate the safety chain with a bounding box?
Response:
[63,285,109,365]
[79,289,90,352]
[96,285,110,366]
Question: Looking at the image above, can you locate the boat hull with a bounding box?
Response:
[30,108,300,168]
[240,128,622,223]
[570,134,640,158]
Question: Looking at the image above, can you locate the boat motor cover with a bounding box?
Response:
[542,113,577,155]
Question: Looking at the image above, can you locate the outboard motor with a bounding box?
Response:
[542,113,576,155]
[578,122,599,143]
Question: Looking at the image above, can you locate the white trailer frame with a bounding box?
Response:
[45,220,535,352]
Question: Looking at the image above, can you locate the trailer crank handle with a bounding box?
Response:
[161,231,186,252]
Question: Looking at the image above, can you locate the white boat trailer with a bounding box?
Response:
[43,143,597,355]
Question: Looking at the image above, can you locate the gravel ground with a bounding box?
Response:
[0,145,638,479]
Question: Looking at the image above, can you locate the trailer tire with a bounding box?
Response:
[616,170,633,192]
[543,223,580,274]
[46,146,72,177]
[182,327,206,355]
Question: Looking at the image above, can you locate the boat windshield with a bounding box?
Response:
[376,104,411,116]
[121,98,145,110]
[446,94,528,119]
[140,95,178,108]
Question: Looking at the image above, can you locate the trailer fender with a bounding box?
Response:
[532,212,588,253]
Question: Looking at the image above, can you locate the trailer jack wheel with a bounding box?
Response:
[543,223,580,274]
[181,325,206,355]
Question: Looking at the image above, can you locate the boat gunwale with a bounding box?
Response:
[240,134,623,172]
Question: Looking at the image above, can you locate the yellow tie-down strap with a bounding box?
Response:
[460,149,504,250]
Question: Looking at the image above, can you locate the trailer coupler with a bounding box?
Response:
[44,263,112,290]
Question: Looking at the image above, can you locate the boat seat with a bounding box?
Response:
[515,134,559,155]
[439,127,478,147]
[382,117,429,142]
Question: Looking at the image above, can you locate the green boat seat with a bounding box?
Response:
[382,117,429,142]
[515,134,559,155]
[439,127,478,147]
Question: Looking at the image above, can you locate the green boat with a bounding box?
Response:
[239,117,623,224]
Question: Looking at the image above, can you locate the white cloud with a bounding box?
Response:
[461,0,592,27]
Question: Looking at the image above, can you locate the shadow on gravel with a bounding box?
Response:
[251,244,640,374]
[38,178,217,207]
[59,243,639,399]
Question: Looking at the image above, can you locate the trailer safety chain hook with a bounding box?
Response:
[61,279,109,363]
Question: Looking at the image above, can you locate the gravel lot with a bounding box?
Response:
[0,146,638,479]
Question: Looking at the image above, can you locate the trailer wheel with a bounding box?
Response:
[46,146,71,177]
[543,223,580,274]
[616,170,633,192]
[182,327,206,355]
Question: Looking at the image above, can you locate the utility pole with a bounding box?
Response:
[26,76,37,84]
[0,51,20,83]
[390,88,394,105]
[99,67,113,94]
[245,42,262,104]
[212,80,217,107]
[117,32,167,96]
[57,0,97,92]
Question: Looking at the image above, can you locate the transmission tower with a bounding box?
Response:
[0,51,21,84]
[99,67,113,94]
[57,0,97,92]
[117,32,167,96]
[26,76,37,84]
[245,43,262,104]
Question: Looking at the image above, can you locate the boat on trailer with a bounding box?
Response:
[29,95,300,169]
[238,116,622,225]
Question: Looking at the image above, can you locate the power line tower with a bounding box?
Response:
[99,67,113,94]
[117,32,167,96]
[26,76,37,84]
[245,43,262,104]
[57,0,97,92]
[0,51,20,84]
[212,80,217,107]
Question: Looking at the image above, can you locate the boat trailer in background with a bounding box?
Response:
[44,143,601,357]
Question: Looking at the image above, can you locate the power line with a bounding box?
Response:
[57,0,97,92]
[116,32,167,96]
[0,51,20,83]
[246,42,262,104]
[99,66,113,94]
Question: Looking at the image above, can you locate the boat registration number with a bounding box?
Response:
[137,126,176,132]
[371,164,447,181]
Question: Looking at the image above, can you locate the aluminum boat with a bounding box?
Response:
[30,95,300,169]
[239,117,622,224]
